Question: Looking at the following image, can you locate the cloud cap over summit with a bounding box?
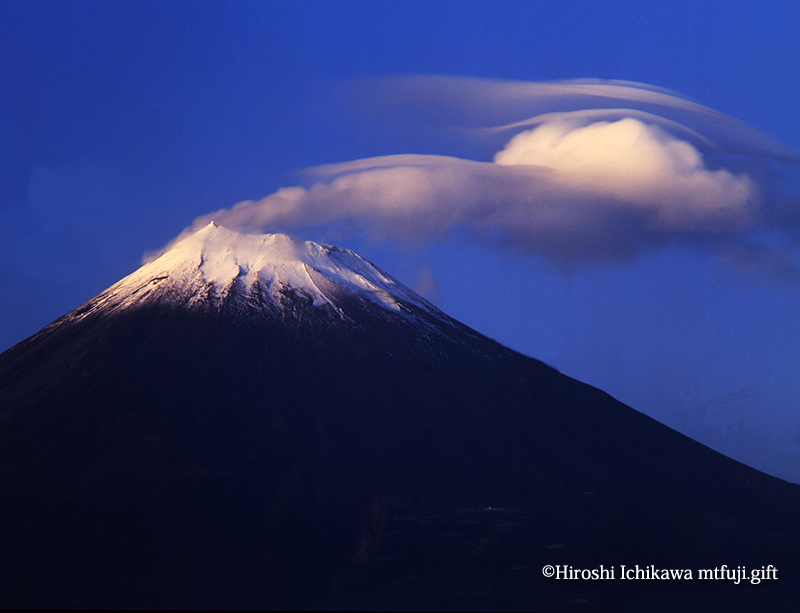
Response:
[177,78,800,274]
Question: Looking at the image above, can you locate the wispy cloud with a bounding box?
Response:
[168,77,800,275]
[338,76,800,163]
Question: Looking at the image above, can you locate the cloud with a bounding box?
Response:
[411,267,439,300]
[169,78,799,273]
[494,118,757,230]
[340,76,800,164]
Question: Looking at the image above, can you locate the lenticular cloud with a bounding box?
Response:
[176,77,799,271]
[494,117,756,230]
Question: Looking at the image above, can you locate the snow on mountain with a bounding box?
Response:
[67,222,443,323]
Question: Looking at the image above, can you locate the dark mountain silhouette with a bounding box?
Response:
[0,224,798,611]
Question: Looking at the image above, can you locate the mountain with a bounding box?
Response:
[0,223,798,611]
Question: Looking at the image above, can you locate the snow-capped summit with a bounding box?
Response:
[70,222,442,322]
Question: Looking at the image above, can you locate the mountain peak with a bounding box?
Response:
[69,224,442,324]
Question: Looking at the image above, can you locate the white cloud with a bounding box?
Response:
[494,117,757,231]
[167,78,799,273]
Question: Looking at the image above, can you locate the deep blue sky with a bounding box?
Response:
[3,1,800,482]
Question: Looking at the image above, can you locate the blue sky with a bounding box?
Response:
[3,1,800,482]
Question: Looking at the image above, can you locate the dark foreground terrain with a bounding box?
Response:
[1,287,798,611]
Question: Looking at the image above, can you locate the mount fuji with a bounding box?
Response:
[1,223,798,611]
[79,222,445,321]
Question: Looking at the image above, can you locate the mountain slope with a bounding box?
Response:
[0,225,798,611]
